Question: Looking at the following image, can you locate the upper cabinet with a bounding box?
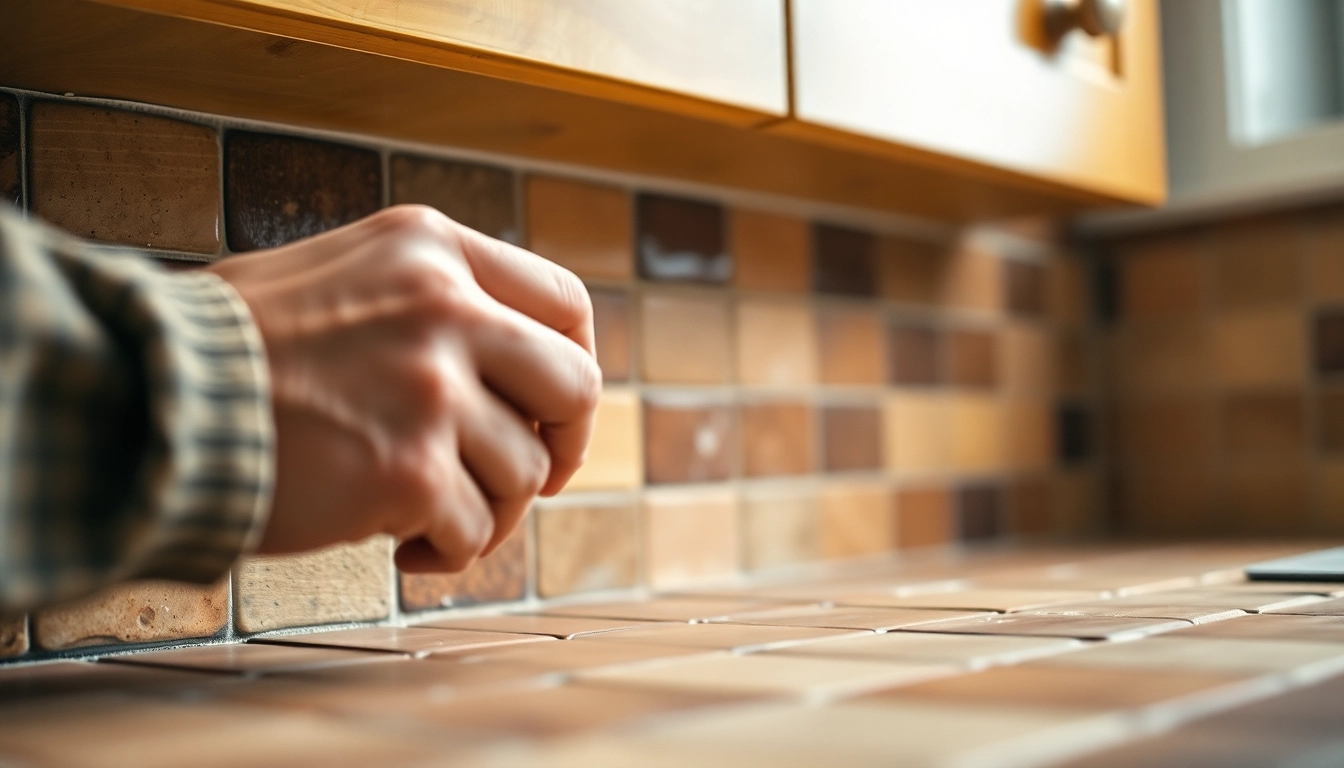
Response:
[779,0,1167,206]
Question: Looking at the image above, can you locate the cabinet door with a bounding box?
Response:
[785,0,1165,204]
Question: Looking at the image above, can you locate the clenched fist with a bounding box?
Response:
[208,205,600,573]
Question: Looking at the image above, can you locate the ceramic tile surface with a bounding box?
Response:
[35,580,228,650]
[636,193,729,283]
[0,92,17,207]
[260,626,551,656]
[731,209,809,293]
[389,154,515,241]
[526,175,631,280]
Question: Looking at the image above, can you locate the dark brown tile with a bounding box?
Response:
[958,484,1003,541]
[1004,260,1046,316]
[1212,213,1303,309]
[535,500,639,597]
[398,526,527,612]
[1320,387,1344,453]
[741,401,814,477]
[30,102,220,253]
[389,154,515,242]
[224,130,380,251]
[1010,477,1053,535]
[591,289,631,383]
[878,234,947,304]
[896,485,954,549]
[636,193,728,283]
[643,397,736,484]
[1058,403,1091,463]
[1315,309,1344,374]
[732,209,809,293]
[821,404,883,472]
[1221,391,1306,460]
[813,224,877,296]
[0,93,18,207]
[948,329,998,388]
[888,323,944,385]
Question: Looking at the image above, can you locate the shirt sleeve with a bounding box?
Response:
[0,206,274,613]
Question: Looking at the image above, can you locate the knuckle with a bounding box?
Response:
[401,359,458,421]
[375,203,452,235]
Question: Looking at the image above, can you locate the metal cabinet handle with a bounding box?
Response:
[1043,0,1126,39]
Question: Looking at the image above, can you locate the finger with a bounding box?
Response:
[457,387,550,555]
[395,463,494,573]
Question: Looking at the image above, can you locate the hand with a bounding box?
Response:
[208,205,600,572]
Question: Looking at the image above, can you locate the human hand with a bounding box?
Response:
[208,205,599,572]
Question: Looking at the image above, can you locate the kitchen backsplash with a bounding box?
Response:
[0,87,1099,661]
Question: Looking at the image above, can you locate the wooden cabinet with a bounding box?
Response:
[779,0,1166,206]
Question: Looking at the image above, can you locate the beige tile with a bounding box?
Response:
[816,307,886,386]
[774,631,1082,668]
[526,175,631,280]
[1110,319,1212,395]
[742,484,822,569]
[731,209,809,293]
[820,482,895,559]
[736,300,817,386]
[563,388,642,492]
[878,234,948,305]
[883,392,950,472]
[1024,604,1246,624]
[106,642,398,675]
[1213,309,1306,388]
[34,579,227,650]
[398,525,527,612]
[949,394,1005,471]
[535,499,638,597]
[579,622,860,652]
[1039,636,1344,676]
[643,487,740,589]
[1105,589,1330,614]
[1118,234,1207,319]
[719,606,990,632]
[642,396,736,484]
[900,613,1188,641]
[836,589,1101,612]
[641,293,733,384]
[235,537,392,633]
[261,626,549,656]
[741,400,815,477]
[896,484,954,549]
[545,597,793,623]
[445,639,709,672]
[1002,324,1054,396]
[0,615,26,658]
[942,240,1002,312]
[1211,214,1304,310]
[419,614,662,640]
[1005,398,1053,472]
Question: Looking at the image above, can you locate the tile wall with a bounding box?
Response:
[0,88,1099,662]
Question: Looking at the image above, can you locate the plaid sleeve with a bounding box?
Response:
[0,207,274,613]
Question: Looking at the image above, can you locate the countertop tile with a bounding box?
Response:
[1174,613,1344,642]
[898,613,1190,641]
[1098,589,1329,614]
[772,632,1082,669]
[1039,636,1344,676]
[834,588,1101,612]
[1023,603,1247,625]
[636,193,729,283]
[542,597,797,623]
[444,640,711,673]
[258,626,550,656]
[578,622,862,652]
[715,606,990,632]
[104,642,401,675]
[419,614,666,640]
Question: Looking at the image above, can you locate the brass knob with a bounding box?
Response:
[1043,0,1127,39]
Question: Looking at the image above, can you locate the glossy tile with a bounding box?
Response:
[957,484,1004,542]
[590,288,632,383]
[899,613,1188,641]
[887,323,944,385]
[564,388,642,491]
[896,485,954,549]
[643,396,736,484]
[773,631,1082,669]
[31,102,220,253]
[545,597,790,623]
[35,579,227,650]
[445,639,707,672]
[740,400,814,477]
[1004,259,1046,317]
[0,93,19,207]
[643,487,740,589]
[1024,604,1246,624]
[731,209,809,293]
[106,642,398,675]
[820,483,895,559]
[1117,232,1207,319]
[398,526,527,612]
[816,308,886,385]
[534,499,638,597]
[1220,390,1306,459]
[719,606,989,632]
[812,223,878,296]
[820,403,883,472]
[579,622,860,652]
[235,537,392,633]
[641,293,732,384]
[878,234,947,304]
[836,589,1100,612]
[741,484,822,569]
[1212,214,1303,309]
[883,393,950,471]
[948,328,999,388]
[1177,614,1344,642]
[1316,308,1344,374]
[526,175,631,280]
[260,626,548,656]
[1095,590,1327,614]
[636,193,729,283]
[389,154,515,241]
[1039,636,1344,676]
[419,614,661,640]
[224,130,380,251]
[736,300,817,386]
[1213,309,1306,387]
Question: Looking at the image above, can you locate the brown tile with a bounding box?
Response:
[1212,214,1304,309]
[445,639,707,672]
[546,597,790,623]
[1214,310,1306,387]
[388,154,515,241]
[34,579,227,650]
[1010,399,1056,470]
[1048,256,1091,327]
[636,193,729,283]
[817,308,886,385]
[263,626,548,657]
[821,404,883,472]
[949,394,1006,471]
[1004,259,1046,316]
[948,329,999,388]
[1038,635,1344,675]
[107,642,397,675]
[721,606,989,632]
[1100,589,1326,613]
[526,175,631,280]
[224,130,380,251]
[775,631,1081,668]
[535,499,638,597]
[577,653,946,698]
[836,589,1100,612]
[742,484,821,569]
[900,613,1188,641]
[813,224,877,296]
[420,614,660,640]
[1009,477,1054,535]
[1113,396,1212,462]
[1321,459,1344,532]
[1110,319,1212,395]
[235,537,393,633]
[1308,208,1344,304]
[896,485,954,549]
[884,393,951,471]
[564,388,641,491]
[887,323,944,385]
[577,624,863,656]
[641,293,732,384]
[1118,233,1207,319]
[252,656,550,705]
[398,525,526,612]
[741,400,814,477]
[1002,325,1053,396]
[820,482,895,559]
[1178,614,1344,641]
[1220,390,1306,460]
[0,660,226,701]
[0,614,26,658]
[591,289,632,382]
[1316,308,1344,374]
[735,300,817,386]
[1053,469,1101,536]
[1117,466,1215,536]
[1024,603,1246,624]
[1221,463,1311,535]
[957,484,1004,542]
[878,234,947,304]
[0,93,18,207]
[31,102,219,253]
[643,396,736,484]
[1320,387,1344,452]
[643,487,740,589]
[731,209,809,293]
[1056,330,1091,396]
[942,239,1003,312]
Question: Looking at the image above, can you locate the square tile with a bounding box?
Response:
[1318,386,1344,452]
[896,485,954,549]
[1221,462,1312,535]
[719,606,989,632]
[742,484,821,569]
[820,483,895,559]
[563,388,642,491]
[641,293,732,384]
[887,323,944,385]
[943,240,1003,312]
[836,589,1100,612]
[1177,614,1344,642]
[884,393,950,471]
[535,499,638,597]
[31,102,220,253]
[957,484,1004,542]
[1098,589,1327,613]
[1308,208,1344,304]
[1116,231,1207,319]
[1214,309,1306,387]
[546,597,790,623]
[1316,308,1344,374]
[636,193,729,283]
[1024,604,1246,624]
[1111,319,1212,395]
[1007,397,1055,470]
[643,487,740,589]
[1220,390,1306,459]
[878,234,947,304]
[1057,403,1091,464]
[1010,477,1054,535]
[579,622,861,652]
[741,400,815,477]
[1002,324,1054,396]
[1056,330,1092,396]
[590,289,632,382]
[948,328,999,388]
[1005,260,1047,316]
[1039,636,1344,676]
[389,153,515,241]
[444,639,708,672]
[105,642,397,675]
[526,175,631,280]
[419,614,661,640]
[731,209,809,293]
[260,626,549,656]
[35,579,228,650]
[774,631,1082,668]
[950,394,1005,471]
[1112,396,1212,462]
[1049,256,1092,327]
[224,130,380,251]
[398,525,527,612]
[235,537,392,633]
[817,308,886,385]
[643,395,736,484]
[0,92,19,207]
[812,223,877,296]
[736,300,817,386]
[899,613,1188,641]
[821,404,884,472]
[1212,214,1303,309]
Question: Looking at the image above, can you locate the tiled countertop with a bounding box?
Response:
[6,542,1344,767]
